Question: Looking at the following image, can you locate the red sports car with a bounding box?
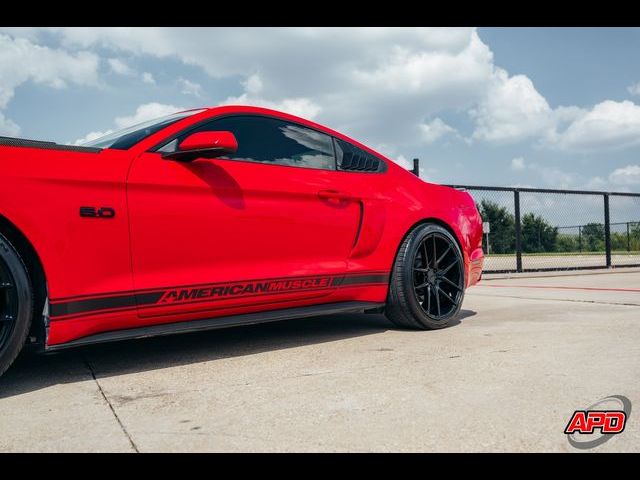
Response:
[0,106,484,376]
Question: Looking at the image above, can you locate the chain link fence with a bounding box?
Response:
[444,185,640,273]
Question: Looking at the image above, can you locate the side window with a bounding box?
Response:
[334,138,385,173]
[173,116,336,170]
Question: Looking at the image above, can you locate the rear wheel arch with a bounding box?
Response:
[0,215,47,346]
[391,218,464,271]
[384,216,465,304]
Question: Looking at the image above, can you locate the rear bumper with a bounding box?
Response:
[468,247,484,286]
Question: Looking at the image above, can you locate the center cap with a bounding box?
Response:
[427,269,437,284]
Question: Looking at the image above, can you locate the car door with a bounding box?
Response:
[126,115,362,318]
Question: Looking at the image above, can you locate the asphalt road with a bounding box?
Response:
[1,269,639,452]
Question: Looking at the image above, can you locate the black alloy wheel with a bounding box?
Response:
[0,233,33,377]
[0,256,19,352]
[386,223,465,330]
[411,231,464,320]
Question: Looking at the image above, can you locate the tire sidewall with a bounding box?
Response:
[401,224,465,329]
[0,234,33,373]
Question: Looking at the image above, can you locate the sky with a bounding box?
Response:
[1,27,640,192]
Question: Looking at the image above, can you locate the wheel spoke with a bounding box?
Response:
[440,259,458,275]
[435,245,451,268]
[436,285,458,306]
[421,239,430,268]
[440,276,461,291]
[0,257,19,353]
[432,235,437,268]
[410,231,463,320]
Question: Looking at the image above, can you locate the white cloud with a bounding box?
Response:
[419,118,457,144]
[4,27,640,162]
[178,77,203,97]
[222,74,321,119]
[24,27,494,147]
[583,176,608,190]
[510,157,526,171]
[538,166,576,189]
[0,33,99,109]
[549,100,640,152]
[627,82,640,96]
[141,72,155,84]
[0,27,41,41]
[108,58,134,76]
[114,102,183,128]
[73,102,183,144]
[73,130,112,145]
[243,73,263,94]
[395,154,438,179]
[508,158,577,189]
[223,93,322,120]
[609,165,640,185]
[471,68,554,144]
[0,112,20,136]
[395,155,412,170]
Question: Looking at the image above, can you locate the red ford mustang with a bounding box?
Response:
[0,105,484,376]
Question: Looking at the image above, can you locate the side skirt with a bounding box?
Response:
[46,301,385,351]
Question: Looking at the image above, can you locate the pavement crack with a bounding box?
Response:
[83,357,139,453]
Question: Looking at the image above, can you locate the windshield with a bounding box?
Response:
[80,109,206,150]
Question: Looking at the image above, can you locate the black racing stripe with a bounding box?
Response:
[137,291,167,306]
[50,292,164,318]
[339,273,389,286]
[50,272,389,318]
[49,293,137,317]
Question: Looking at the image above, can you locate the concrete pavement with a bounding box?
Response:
[1,270,639,452]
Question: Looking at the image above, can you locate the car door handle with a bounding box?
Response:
[318,189,353,201]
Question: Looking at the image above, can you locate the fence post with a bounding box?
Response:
[412,158,420,177]
[514,189,523,272]
[627,222,631,252]
[604,193,611,268]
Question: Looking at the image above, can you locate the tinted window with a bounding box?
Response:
[169,116,336,170]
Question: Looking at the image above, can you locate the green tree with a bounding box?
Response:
[612,222,640,252]
[632,223,640,251]
[477,200,515,254]
[611,232,629,251]
[581,223,605,252]
[521,213,558,253]
[555,234,579,252]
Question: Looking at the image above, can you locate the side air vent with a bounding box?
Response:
[335,138,384,173]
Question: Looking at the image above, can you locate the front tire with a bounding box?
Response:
[386,223,465,330]
[0,233,33,377]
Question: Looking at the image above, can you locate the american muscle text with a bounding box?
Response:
[157,277,335,304]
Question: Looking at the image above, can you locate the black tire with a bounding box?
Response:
[385,223,465,330]
[0,232,33,377]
